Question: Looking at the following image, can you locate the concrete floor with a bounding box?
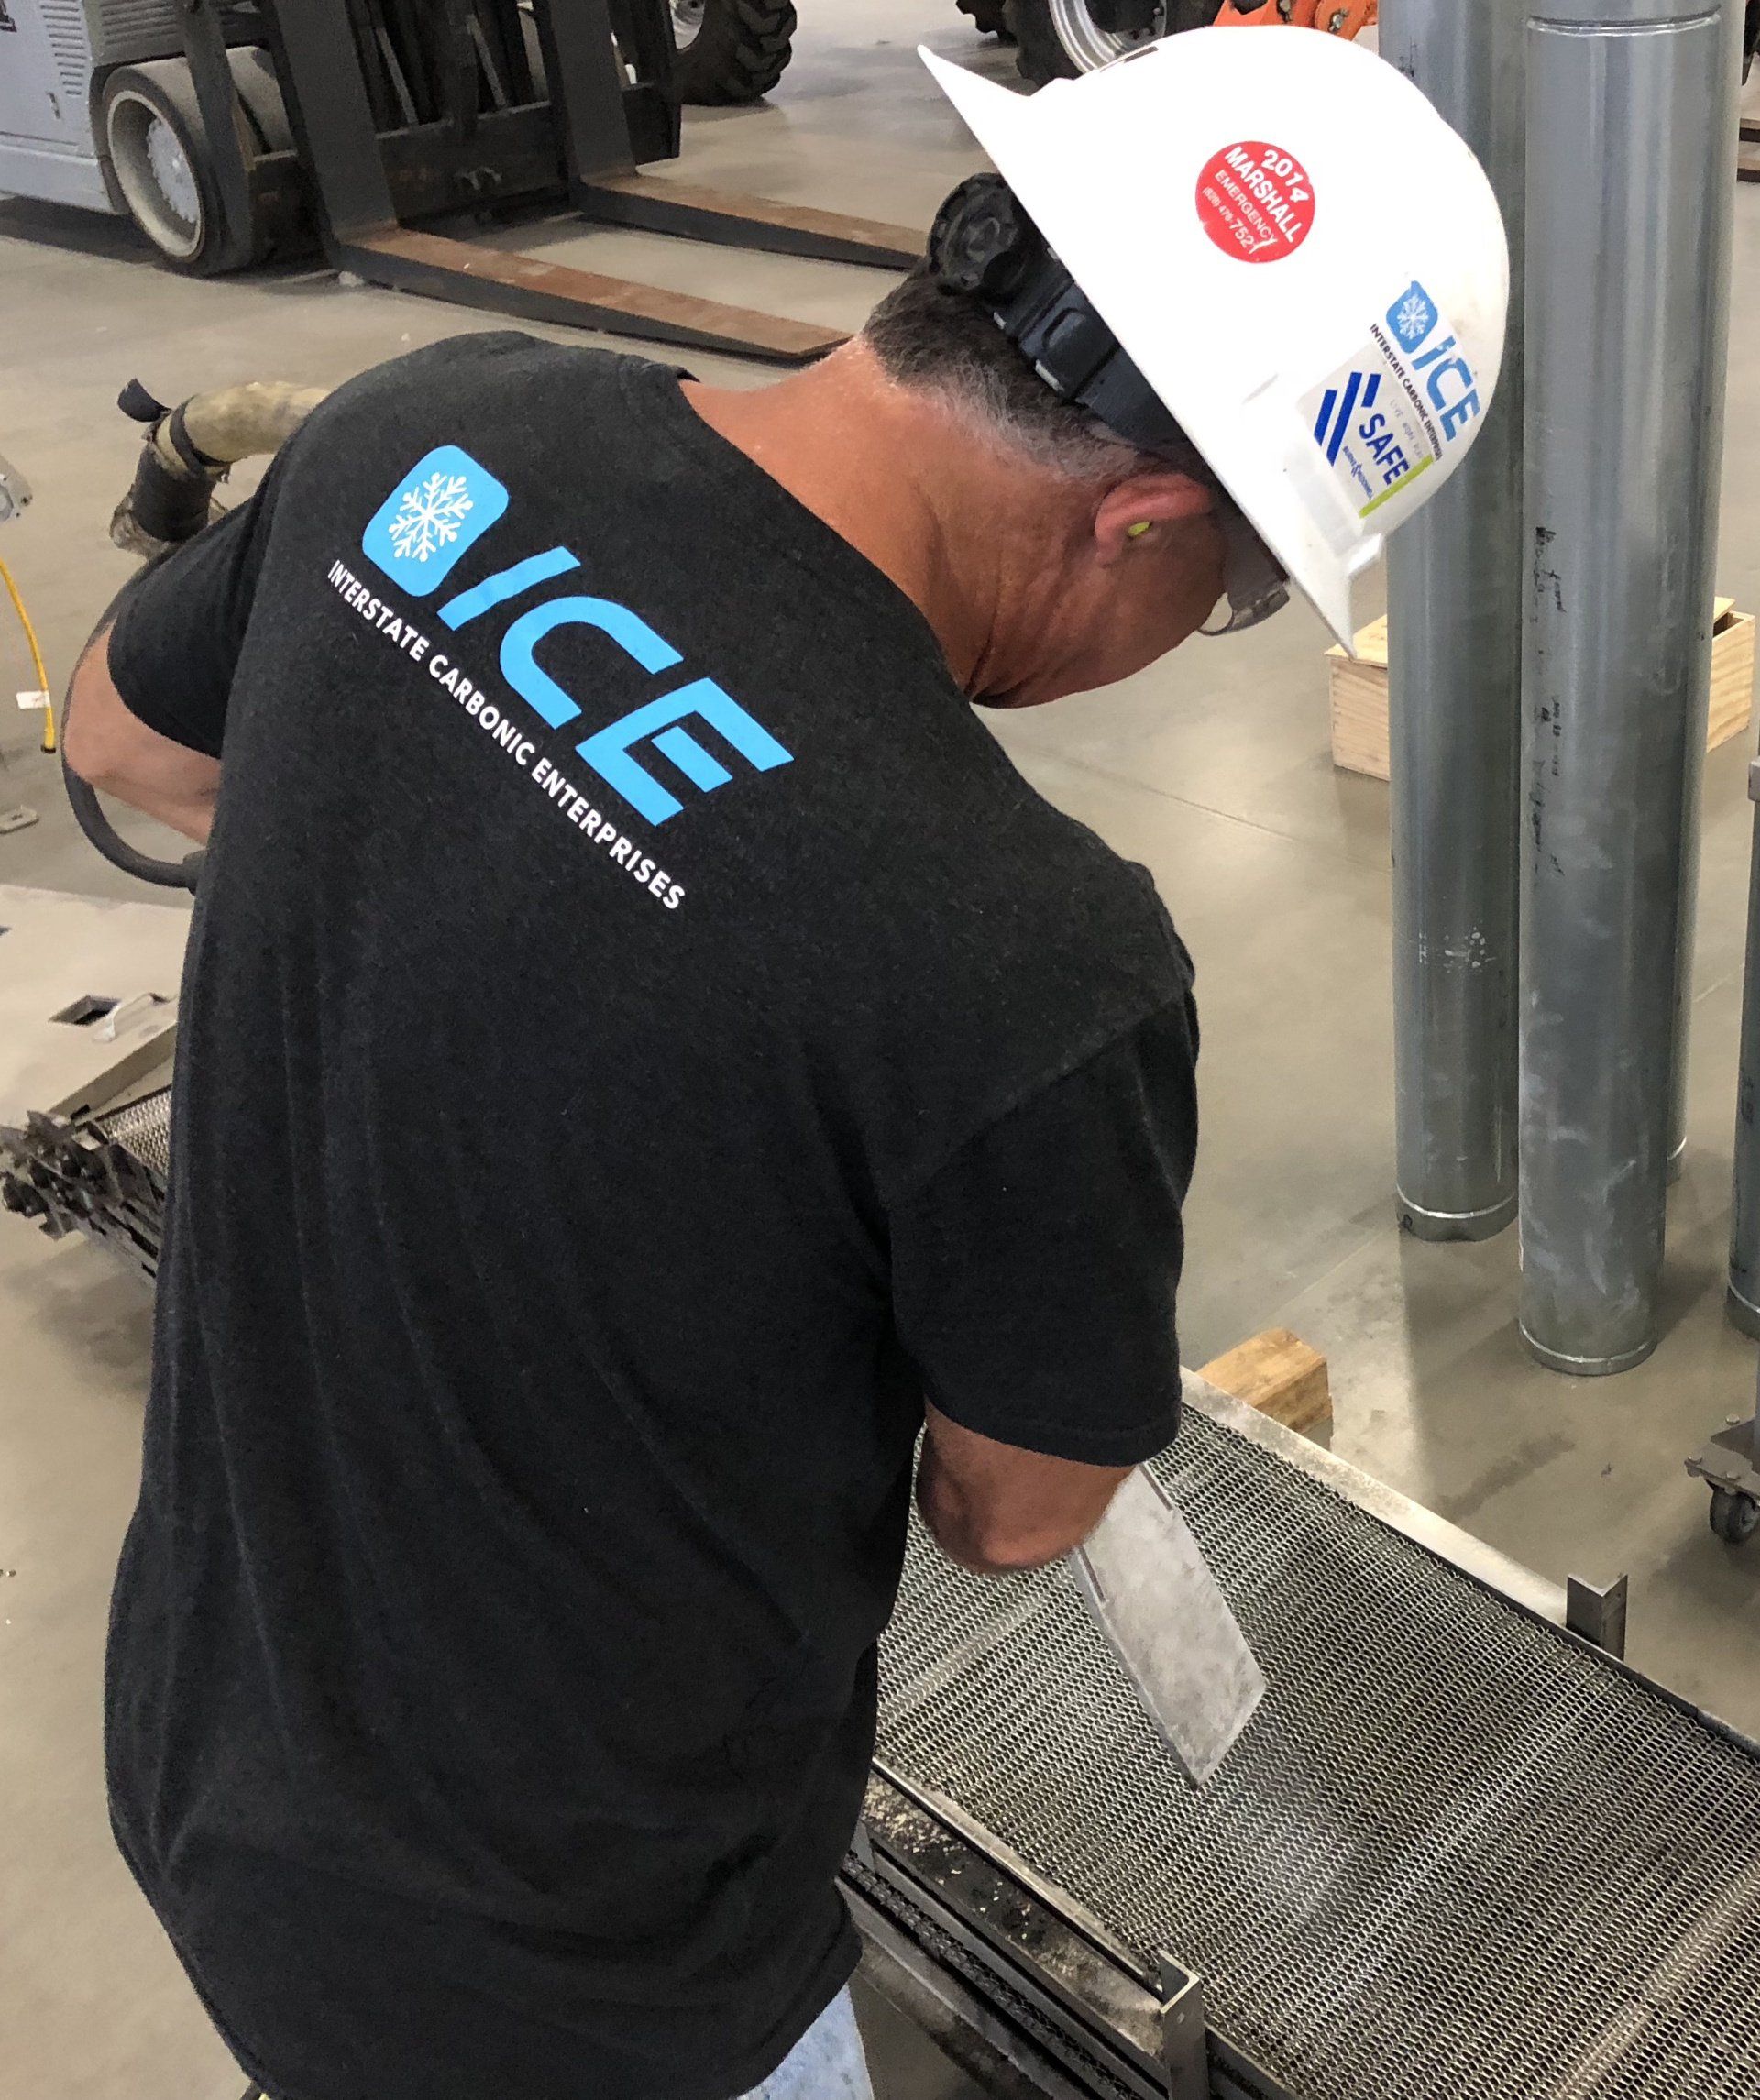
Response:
[5,5,1760,2095]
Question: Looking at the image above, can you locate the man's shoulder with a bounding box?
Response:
[877,751,1193,1083]
[292,336,649,477]
[977,781,1189,1006]
[854,775,1193,1198]
[319,332,625,412]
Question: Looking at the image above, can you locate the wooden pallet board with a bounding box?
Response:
[1197,1327,1332,1439]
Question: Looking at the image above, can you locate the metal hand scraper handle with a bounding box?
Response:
[1071,1467,1266,1787]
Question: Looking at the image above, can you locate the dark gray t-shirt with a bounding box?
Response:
[104,335,1198,2100]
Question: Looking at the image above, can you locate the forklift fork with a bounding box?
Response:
[182,0,920,363]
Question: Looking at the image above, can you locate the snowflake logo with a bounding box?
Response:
[1387,280,1437,349]
[361,445,508,597]
[387,470,474,565]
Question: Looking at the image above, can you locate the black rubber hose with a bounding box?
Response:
[60,762,204,891]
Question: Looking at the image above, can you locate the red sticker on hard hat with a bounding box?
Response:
[1195,142,1314,264]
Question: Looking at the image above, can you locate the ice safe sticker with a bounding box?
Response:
[1299,280,1484,520]
[1195,141,1315,264]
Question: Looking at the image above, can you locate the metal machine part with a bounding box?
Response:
[1517,0,1738,1374]
[0,1034,174,1281]
[0,450,32,526]
[870,1380,1760,2099]
[1379,0,1524,1245]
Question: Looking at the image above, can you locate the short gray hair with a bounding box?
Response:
[863,265,1147,482]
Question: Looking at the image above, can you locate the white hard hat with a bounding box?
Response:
[920,31,1510,648]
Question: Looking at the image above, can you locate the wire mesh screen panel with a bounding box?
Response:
[94,1086,172,1181]
[875,1403,1760,2100]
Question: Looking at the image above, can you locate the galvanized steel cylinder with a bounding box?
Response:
[1519,0,1738,1374]
[1729,760,1760,1336]
[1380,0,1526,1243]
[1672,6,1741,1180]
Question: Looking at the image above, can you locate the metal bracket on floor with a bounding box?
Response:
[1565,1571,1629,1659]
[246,0,918,363]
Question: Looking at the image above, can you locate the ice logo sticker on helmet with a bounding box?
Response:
[1389,280,1439,350]
[1195,142,1315,264]
[1299,280,1481,522]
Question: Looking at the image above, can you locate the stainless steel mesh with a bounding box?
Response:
[94,1087,173,1181]
[876,1403,1760,2100]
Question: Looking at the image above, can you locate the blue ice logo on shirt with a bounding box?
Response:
[361,445,509,596]
[1387,281,1438,351]
[358,448,793,826]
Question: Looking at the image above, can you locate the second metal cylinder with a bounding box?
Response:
[1381,0,1525,1243]
[1519,0,1736,1374]
[1729,760,1760,1336]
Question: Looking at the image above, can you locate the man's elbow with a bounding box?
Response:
[61,653,124,788]
[61,709,116,792]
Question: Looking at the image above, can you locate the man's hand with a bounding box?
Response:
[62,623,221,844]
[916,1405,1134,1576]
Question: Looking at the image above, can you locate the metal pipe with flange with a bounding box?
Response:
[1518,0,1739,1375]
[1379,0,1526,1244]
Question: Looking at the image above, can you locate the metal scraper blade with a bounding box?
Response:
[1071,1465,1266,1786]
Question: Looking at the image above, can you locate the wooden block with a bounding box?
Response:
[1326,615,1393,781]
[1326,599,1753,781]
[1710,602,1755,753]
[1198,1327,1332,1438]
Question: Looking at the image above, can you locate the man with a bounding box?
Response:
[64,31,1503,2100]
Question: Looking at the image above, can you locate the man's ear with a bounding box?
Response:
[1093,471,1216,566]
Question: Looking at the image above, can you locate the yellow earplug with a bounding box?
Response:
[1126,522,1153,540]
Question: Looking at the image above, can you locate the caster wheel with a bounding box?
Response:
[1710,1488,1760,1544]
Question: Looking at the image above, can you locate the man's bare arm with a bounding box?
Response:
[61,623,221,844]
[916,1404,1133,1576]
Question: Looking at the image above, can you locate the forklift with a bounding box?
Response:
[0,0,919,359]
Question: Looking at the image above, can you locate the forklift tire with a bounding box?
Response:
[1710,1488,1760,1545]
[100,59,263,276]
[957,0,1016,38]
[671,0,798,105]
[1004,0,1217,84]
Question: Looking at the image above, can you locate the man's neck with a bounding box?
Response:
[682,346,1075,698]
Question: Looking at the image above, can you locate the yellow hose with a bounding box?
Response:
[0,554,54,755]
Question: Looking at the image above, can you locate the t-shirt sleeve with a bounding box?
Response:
[889,995,1199,1468]
[105,449,292,759]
